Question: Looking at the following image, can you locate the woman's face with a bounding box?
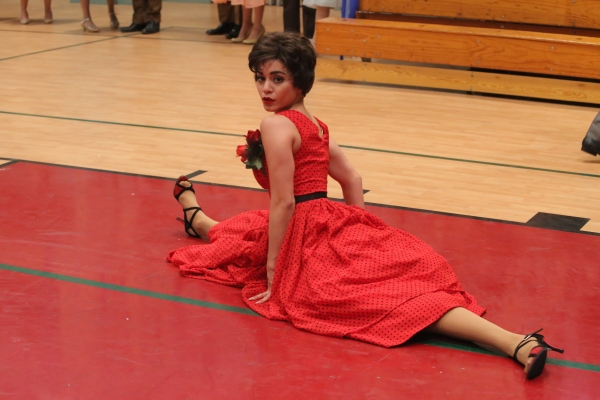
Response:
[255,60,303,113]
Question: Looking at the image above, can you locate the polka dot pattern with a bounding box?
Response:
[167,110,485,348]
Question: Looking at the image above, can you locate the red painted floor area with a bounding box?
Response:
[0,161,598,399]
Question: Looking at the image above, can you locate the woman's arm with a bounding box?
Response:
[328,138,364,208]
[249,115,299,304]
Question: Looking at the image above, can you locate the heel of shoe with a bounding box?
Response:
[81,18,99,33]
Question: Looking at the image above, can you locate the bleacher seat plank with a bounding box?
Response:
[359,0,600,30]
[355,13,600,39]
[316,18,600,80]
[316,58,600,104]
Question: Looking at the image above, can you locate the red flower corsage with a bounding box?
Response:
[236,129,265,172]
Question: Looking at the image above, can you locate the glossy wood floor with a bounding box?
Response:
[2,0,600,233]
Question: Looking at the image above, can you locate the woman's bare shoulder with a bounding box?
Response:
[260,114,298,136]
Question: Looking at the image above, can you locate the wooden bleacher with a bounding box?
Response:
[315,0,600,104]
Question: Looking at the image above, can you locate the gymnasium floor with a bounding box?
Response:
[1,1,599,398]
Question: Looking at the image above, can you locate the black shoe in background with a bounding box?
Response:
[225,25,241,39]
[142,21,160,34]
[120,22,147,33]
[207,22,235,35]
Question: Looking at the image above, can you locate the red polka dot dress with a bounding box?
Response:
[167,110,485,347]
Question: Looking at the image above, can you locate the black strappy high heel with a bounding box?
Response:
[177,207,203,238]
[513,328,564,380]
[173,176,203,238]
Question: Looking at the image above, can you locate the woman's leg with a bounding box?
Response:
[20,0,29,23]
[246,4,264,40]
[80,0,100,31]
[234,6,253,41]
[427,307,541,372]
[107,0,119,29]
[176,181,219,237]
[282,0,300,32]
[107,0,116,15]
[44,0,52,22]
[80,0,91,21]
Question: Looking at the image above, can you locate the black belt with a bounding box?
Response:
[295,191,327,204]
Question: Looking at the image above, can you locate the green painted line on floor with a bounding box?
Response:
[0,263,257,316]
[1,110,598,179]
[1,262,597,374]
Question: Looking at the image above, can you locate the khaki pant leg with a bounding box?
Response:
[145,0,162,23]
[217,2,234,24]
[218,2,242,25]
[131,0,148,24]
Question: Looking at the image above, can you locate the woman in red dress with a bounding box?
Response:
[167,32,562,380]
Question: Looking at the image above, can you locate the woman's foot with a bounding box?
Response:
[243,25,265,44]
[512,329,564,379]
[109,12,119,29]
[232,23,252,43]
[81,18,99,33]
[174,178,217,237]
[44,10,53,24]
[20,11,29,24]
[513,336,539,371]
[176,181,196,208]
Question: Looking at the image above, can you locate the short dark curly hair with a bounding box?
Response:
[248,32,317,97]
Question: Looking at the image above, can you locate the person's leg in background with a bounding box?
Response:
[20,0,30,24]
[141,0,161,34]
[242,0,265,44]
[107,0,119,29]
[283,0,300,32]
[120,0,147,32]
[43,0,52,23]
[80,0,100,32]
[226,3,243,39]
[302,4,316,39]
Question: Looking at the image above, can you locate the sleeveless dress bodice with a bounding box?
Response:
[252,109,329,197]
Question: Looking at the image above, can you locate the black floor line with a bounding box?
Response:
[5,158,599,237]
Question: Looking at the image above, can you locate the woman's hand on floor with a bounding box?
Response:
[249,288,271,304]
[249,264,275,304]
